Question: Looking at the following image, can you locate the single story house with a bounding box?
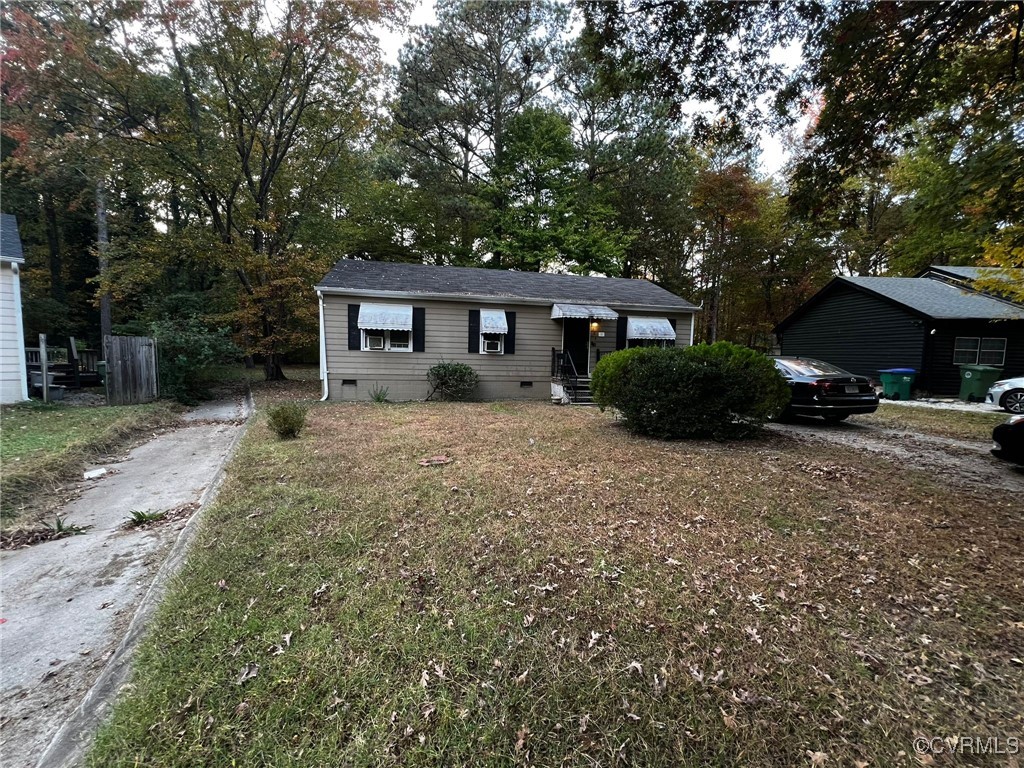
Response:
[315,260,699,402]
[1,213,29,404]
[775,266,1024,396]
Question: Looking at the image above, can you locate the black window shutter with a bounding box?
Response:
[668,318,677,347]
[412,307,425,352]
[468,309,480,353]
[505,311,516,354]
[348,304,360,350]
[616,317,627,350]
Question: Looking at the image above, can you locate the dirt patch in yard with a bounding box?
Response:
[770,417,1024,494]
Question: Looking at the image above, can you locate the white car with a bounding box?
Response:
[985,376,1024,413]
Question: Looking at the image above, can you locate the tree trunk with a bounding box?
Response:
[263,354,287,381]
[96,176,112,341]
[42,193,65,302]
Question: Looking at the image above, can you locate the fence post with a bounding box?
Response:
[39,333,49,404]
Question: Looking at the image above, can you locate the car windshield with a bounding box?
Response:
[776,358,851,377]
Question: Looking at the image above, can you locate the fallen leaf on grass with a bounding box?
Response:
[312,583,330,603]
[417,455,453,467]
[720,708,738,731]
[515,725,530,752]
[806,751,828,767]
[236,662,259,685]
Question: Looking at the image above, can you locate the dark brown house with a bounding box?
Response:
[775,266,1024,396]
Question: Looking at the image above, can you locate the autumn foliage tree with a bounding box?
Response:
[3,0,403,379]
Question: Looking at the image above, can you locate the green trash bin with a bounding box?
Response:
[878,368,916,400]
[958,364,1002,402]
[96,360,107,384]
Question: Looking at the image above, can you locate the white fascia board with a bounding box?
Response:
[315,286,699,314]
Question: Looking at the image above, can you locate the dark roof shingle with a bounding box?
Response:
[0,214,24,263]
[317,259,698,310]
[842,276,1024,320]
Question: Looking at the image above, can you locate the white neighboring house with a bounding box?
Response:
[1,213,29,403]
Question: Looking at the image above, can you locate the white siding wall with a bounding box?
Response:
[0,261,28,404]
[323,294,695,401]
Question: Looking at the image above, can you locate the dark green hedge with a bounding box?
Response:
[591,342,790,439]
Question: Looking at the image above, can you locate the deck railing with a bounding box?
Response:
[551,347,581,402]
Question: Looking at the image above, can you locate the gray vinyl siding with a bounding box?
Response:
[779,284,925,381]
[323,295,694,401]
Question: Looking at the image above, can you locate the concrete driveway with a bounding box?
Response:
[0,396,249,768]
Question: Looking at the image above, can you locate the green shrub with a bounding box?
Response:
[151,314,239,404]
[426,361,479,401]
[591,347,650,411]
[590,342,790,439]
[266,403,308,439]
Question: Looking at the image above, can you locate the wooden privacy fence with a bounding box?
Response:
[104,335,159,405]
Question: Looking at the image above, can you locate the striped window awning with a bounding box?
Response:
[626,316,675,340]
[550,303,619,320]
[480,309,509,334]
[357,303,413,331]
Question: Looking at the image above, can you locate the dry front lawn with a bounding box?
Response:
[88,397,1023,767]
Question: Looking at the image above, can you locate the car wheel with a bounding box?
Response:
[823,413,849,423]
[1002,389,1024,414]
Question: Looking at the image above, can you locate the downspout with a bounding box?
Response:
[688,310,696,347]
[317,290,329,401]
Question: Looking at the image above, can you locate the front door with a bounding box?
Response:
[562,319,591,376]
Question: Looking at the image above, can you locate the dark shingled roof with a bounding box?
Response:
[317,259,698,310]
[842,276,1024,320]
[923,265,1023,281]
[0,214,24,263]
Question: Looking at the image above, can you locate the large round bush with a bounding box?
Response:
[591,342,789,439]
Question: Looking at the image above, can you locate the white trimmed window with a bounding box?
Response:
[979,338,1007,366]
[479,309,508,354]
[362,329,411,352]
[954,337,1006,366]
[358,303,413,353]
[953,337,980,364]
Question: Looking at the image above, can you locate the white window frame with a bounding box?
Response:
[979,337,1007,366]
[953,337,980,365]
[361,329,412,352]
[480,331,505,355]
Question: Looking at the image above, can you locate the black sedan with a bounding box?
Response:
[991,414,1024,465]
[773,357,879,422]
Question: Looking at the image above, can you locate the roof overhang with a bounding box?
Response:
[315,285,699,314]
